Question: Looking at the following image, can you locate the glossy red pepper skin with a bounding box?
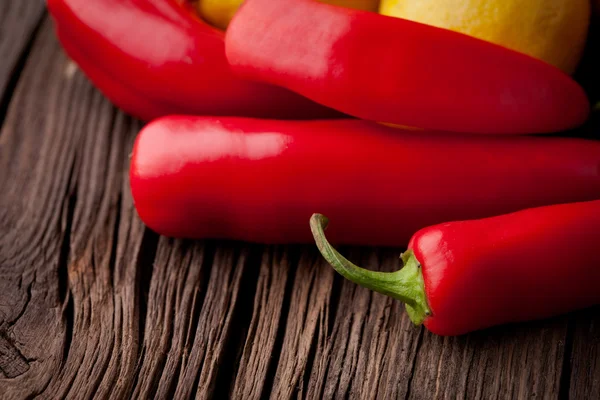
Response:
[46,0,339,121]
[226,0,589,134]
[130,116,600,246]
[412,199,600,335]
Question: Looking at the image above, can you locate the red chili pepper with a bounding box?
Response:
[310,198,600,335]
[46,0,339,121]
[225,0,590,134]
[130,116,600,246]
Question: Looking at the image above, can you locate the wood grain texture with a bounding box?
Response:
[231,246,294,399]
[409,318,568,399]
[0,0,45,122]
[569,308,600,399]
[305,249,423,400]
[1,17,82,397]
[1,9,600,400]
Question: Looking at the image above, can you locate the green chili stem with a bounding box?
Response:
[310,213,431,325]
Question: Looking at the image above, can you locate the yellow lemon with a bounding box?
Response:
[198,0,380,31]
[320,0,380,13]
[197,0,242,31]
[379,0,590,74]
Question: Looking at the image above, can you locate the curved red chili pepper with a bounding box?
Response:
[226,0,590,134]
[130,116,600,246]
[310,199,600,335]
[46,0,339,121]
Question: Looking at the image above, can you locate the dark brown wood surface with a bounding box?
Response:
[1,6,600,400]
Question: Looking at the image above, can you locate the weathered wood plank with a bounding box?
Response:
[0,14,263,399]
[0,0,45,122]
[131,238,209,399]
[270,250,336,399]
[39,107,148,399]
[0,16,89,397]
[305,249,423,399]
[230,248,424,400]
[0,11,265,399]
[231,246,294,399]
[408,317,568,399]
[93,120,155,400]
[0,14,156,398]
[132,240,253,399]
[569,308,600,399]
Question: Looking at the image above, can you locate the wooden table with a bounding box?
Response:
[1,4,600,399]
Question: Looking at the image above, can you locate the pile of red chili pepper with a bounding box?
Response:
[49,0,600,336]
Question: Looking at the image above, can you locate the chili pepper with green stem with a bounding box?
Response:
[310,199,600,335]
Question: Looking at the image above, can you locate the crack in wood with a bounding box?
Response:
[270,251,336,399]
[568,306,600,399]
[56,158,78,373]
[131,239,180,399]
[227,246,299,400]
[259,247,300,399]
[107,160,123,286]
[135,229,159,377]
[196,246,251,397]
[3,281,32,330]
[300,317,321,397]
[0,331,30,378]
[57,160,78,307]
[181,243,215,368]
[559,318,575,399]
[403,327,424,400]
[151,246,183,399]
[212,244,263,399]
